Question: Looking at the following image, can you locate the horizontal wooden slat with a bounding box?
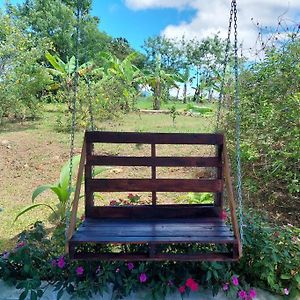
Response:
[86,205,220,219]
[85,131,224,145]
[87,155,221,167]
[70,251,237,262]
[87,178,223,192]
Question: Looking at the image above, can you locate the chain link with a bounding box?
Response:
[232,0,244,244]
[215,1,234,131]
[65,0,81,240]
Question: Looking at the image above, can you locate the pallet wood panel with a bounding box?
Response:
[87,156,222,167]
[85,131,224,145]
[88,178,223,192]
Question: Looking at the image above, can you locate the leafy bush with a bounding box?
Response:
[234,211,300,299]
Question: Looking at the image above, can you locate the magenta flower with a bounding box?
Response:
[76,266,84,276]
[178,285,186,294]
[139,273,147,283]
[57,256,65,269]
[127,262,134,270]
[232,276,239,286]
[115,268,120,273]
[16,241,26,249]
[238,290,247,299]
[249,289,256,299]
[223,283,229,291]
[284,288,289,295]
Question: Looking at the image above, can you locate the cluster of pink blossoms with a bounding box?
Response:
[223,276,257,299]
[178,277,199,294]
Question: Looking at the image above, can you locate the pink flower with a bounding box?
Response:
[220,210,227,220]
[223,283,229,291]
[57,256,65,269]
[76,266,84,276]
[128,193,134,199]
[115,268,120,273]
[178,285,186,294]
[110,200,118,206]
[139,273,147,283]
[249,289,256,299]
[127,262,134,270]
[185,278,199,292]
[232,276,239,286]
[284,288,289,295]
[238,290,247,299]
[16,241,26,249]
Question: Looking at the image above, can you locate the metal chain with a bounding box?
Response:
[232,0,244,243]
[87,75,95,131]
[65,0,81,240]
[215,0,234,131]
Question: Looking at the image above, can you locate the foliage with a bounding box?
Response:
[0,13,51,122]
[234,211,300,299]
[225,38,300,214]
[15,156,108,223]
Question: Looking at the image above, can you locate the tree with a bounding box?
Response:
[143,55,181,110]
[0,12,50,121]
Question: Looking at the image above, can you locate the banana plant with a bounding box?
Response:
[15,156,108,223]
[143,55,181,110]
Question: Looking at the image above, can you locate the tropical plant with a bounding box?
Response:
[15,156,108,223]
[143,55,181,110]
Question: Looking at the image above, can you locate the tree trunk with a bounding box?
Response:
[153,82,161,110]
[183,83,187,103]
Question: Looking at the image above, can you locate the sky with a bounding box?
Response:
[1,0,300,54]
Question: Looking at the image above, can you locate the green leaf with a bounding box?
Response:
[45,51,65,74]
[59,155,81,190]
[280,274,292,280]
[19,290,28,300]
[15,204,55,222]
[30,291,38,300]
[32,184,54,202]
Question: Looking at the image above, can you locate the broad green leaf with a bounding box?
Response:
[32,184,54,202]
[15,203,55,222]
[45,51,65,74]
[66,56,76,75]
[59,155,81,190]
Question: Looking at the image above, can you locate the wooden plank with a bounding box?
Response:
[88,205,220,219]
[87,156,221,167]
[223,142,242,258]
[151,144,157,205]
[70,251,238,262]
[87,178,223,192]
[70,234,235,243]
[65,140,86,254]
[84,217,224,225]
[85,131,224,145]
[215,144,224,207]
[85,142,94,216]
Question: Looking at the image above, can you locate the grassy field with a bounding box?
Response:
[0,102,216,252]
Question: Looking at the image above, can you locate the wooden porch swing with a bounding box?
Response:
[65,0,243,262]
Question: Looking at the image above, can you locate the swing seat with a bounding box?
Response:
[67,131,242,261]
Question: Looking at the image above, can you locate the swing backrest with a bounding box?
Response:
[84,131,224,219]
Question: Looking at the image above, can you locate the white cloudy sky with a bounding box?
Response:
[125,0,300,54]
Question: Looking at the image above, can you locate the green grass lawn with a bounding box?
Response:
[0,102,216,252]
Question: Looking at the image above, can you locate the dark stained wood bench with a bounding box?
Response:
[66,131,242,261]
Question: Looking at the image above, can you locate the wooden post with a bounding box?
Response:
[223,141,242,258]
[151,143,157,205]
[65,140,86,254]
